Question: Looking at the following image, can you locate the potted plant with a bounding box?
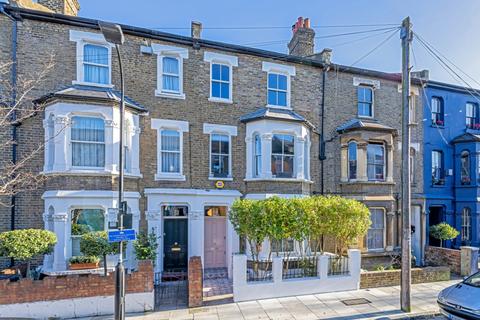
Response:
[435,119,444,126]
[0,229,57,278]
[133,232,158,265]
[429,222,459,247]
[80,231,119,276]
[69,255,100,270]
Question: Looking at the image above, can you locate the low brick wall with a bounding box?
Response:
[188,256,203,308]
[425,246,461,274]
[0,260,154,305]
[360,266,450,289]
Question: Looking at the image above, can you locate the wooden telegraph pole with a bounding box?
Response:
[400,16,412,312]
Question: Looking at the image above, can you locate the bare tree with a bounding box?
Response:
[0,55,55,206]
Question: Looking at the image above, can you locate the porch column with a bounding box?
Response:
[104,120,116,172]
[245,137,253,179]
[261,133,272,178]
[42,211,54,270]
[52,116,69,172]
[386,211,395,251]
[146,211,162,272]
[52,212,68,271]
[130,126,141,176]
[386,144,394,183]
[357,142,368,181]
[295,136,306,180]
[189,210,204,264]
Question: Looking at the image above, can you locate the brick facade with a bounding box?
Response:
[0,260,153,305]
[0,5,424,273]
[188,256,203,308]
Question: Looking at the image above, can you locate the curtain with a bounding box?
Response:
[83,44,109,84]
[254,135,262,176]
[162,57,180,92]
[161,130,180,173]
[71,117,105,167]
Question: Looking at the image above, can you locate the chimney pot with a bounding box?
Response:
[304,18,310,28]
[288,17,315,56]
[191,21,202,39]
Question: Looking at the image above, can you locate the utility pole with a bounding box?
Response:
[400,16,412,312]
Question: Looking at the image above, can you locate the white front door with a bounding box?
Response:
[411,205,422,266]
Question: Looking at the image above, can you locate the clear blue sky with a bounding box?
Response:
[80,0,480,86]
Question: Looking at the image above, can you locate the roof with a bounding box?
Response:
[336,118,396,133]
[240,107,314,128]
[33,85,148,113]
[3,5,422,85]
[426,80,480,96]
[451,132,480,143]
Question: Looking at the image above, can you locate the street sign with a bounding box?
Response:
[108,229,136,243]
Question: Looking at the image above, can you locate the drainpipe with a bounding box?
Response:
[319,66,328,195]
[1,3,18,267]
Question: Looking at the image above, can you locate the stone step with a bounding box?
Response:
[203,267,228,280]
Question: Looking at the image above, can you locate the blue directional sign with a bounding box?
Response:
[108,229,136,243]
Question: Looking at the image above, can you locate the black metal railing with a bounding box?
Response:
[282,256,318,280]
[246,260,273,282]
[328,255,350,276]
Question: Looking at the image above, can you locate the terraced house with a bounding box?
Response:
[0,0,424,278]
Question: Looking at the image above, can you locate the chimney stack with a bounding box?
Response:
[191,21,202,39]
[288,17,315,57]
[411,69,429,81]
[37,0,80,16]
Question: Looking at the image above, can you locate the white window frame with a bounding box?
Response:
[253,134,262,178]
[353,77,380,119]
[367,143,386,181]
[151,119,189,181]
[204,52,238,104]
[271,133,295,178]
[367,207,386,252]
[204,123,237,181]
[152,44,189,100]
[70,30,113,88]
[461,207,471,242]
[70,115,106,170]
[262,62,295,109]
[70,206,106,256]
[357,85,374,118]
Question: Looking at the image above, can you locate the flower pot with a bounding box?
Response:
[69,261,99,270]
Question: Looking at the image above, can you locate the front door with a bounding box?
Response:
[204,206,227,269]
[428,206,443,247]
[411,205,421,266]
[162,205,188,273]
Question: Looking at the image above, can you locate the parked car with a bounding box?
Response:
[437,271,480,319]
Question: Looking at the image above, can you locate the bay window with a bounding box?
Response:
[367,143,385,181]
[71,208,105,256]
[348,141,357,180]
[254,134,262,177]
[71,116,105,168]
[271,134,295,178]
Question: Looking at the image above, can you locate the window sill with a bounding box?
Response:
[208,176,233,181]
[42,169,142,178]
[72,80,114,89]
[208,97,233,104]
[429,124,445,129]
[265,104,292,110]
[155,90,186,100]
[358,115,374,119]
[340,180,395,185]
[244,177,313,184]
[154,173,186,181]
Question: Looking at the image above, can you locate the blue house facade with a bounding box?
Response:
[424,81,480,248]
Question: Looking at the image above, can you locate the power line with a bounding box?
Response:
[350,28,399,67]
[148,23,399,31]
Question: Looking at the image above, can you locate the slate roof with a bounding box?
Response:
[239,107,314,128]
[336,118,396,133]
[34,85,148,113]
[451,132,480,143]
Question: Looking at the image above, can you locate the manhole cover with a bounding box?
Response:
[341,298,371,306]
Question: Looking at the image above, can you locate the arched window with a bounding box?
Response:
[461,151,471,185]
[254,134,262,177]
[461,208,471,243]
[348,141,357,180]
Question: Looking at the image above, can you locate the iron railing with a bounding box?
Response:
[246,260,273,282]
[328,255,350,276]
[282,256,318,280]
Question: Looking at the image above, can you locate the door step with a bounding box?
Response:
[204,267,228,280]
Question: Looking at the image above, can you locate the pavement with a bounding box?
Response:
[77,279,457,320]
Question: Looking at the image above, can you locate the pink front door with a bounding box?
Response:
[204,216,226,268]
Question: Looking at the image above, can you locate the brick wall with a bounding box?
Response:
[188,256,203,308]
[0,260,153,305]
[360,266,450,289]
[425,246,461,275]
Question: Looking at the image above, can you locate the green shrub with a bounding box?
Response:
[69,255,100,264]
[133,232,158,264]
[429,223,459,247]
[71,224,90,236]
[80,231,118,275]
[0,229,57,278]
[374,265,385,271]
